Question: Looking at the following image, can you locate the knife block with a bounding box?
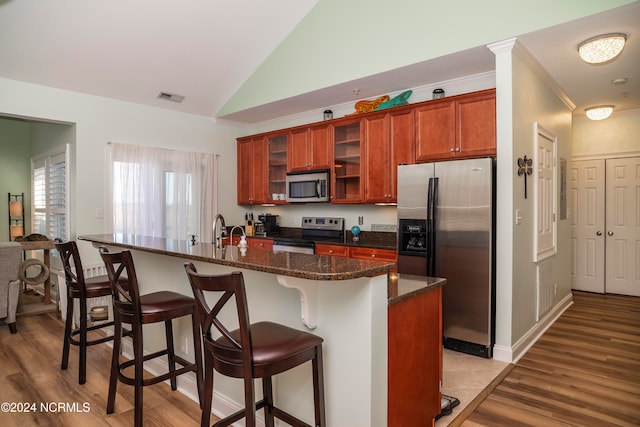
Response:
[244,220,254,236]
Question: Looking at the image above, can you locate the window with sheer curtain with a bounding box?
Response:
[106,143,218,242]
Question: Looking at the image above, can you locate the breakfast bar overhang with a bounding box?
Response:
[79,234,445,426]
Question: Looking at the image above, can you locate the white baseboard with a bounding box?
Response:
[492,293,573,363]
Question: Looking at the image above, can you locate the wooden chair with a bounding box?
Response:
[55,239,117,384]
[184,263,325,427]
[99,248,203,427]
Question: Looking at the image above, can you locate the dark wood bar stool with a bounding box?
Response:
[184,263,325,427]
[55,239,118,384]
[99,248,203,427]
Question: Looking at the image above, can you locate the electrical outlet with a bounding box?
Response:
[96,208,104,219]
[554,283,557,295]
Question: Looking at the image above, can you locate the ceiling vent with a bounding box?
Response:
[157,92,185,103]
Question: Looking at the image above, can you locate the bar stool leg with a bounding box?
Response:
[107,315,122,414]
[262,377,275,427]
[191,312,204,407]
[133,321,144,427]
[201,350,214,427]
[244,375,256,427]
[61,293,73,371]
[165,320,177,390]
[313,345,326,427]
[79,297,88,384]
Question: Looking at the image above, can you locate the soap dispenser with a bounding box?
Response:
[238,235,247,249]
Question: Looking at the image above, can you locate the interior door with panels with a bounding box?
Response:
[605,156,640,296]
[571,156,640,296]
[570,159,605,293]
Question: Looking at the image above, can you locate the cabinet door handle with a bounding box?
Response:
[329,249,334,254]
[596,231,602,236]
[450,148,455,152]
[607,231,614,236]
[455,147,461,152]
[371,254,376,258]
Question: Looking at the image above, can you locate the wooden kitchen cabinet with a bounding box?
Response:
[223,236,273,250]
[349,246,397,262]
[248,237,273,250]
[388,285,442,425]
[364,107,415,203]
[237,136,268,205]
[267,133,288,204]
[288,123,332,172]
[315,243,349,257]
[456,90,496,158]
[416,89,496,162]
[333,119,364,203]
[236,88,496,207]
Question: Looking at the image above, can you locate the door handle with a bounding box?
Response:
[596,231,602,236]
[607,231,614,236]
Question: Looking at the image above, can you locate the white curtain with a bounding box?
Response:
[106,143,217,243]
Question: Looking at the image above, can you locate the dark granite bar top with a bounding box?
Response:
[387,273,446,305]
[78,234,395,281]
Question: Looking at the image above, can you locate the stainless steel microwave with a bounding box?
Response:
[285,170,330,203]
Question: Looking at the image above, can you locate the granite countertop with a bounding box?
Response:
[387,273,446,305]
[78,234,395,281]
[252,227,397,250]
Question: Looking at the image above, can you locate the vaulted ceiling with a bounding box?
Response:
[0,0,637,124]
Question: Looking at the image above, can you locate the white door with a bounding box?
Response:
[605,157,640,296]
[571,159,605,293]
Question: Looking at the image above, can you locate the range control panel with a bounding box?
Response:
[301,216,345,231]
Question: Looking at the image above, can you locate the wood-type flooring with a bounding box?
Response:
[0,311,206,427]
[1,291,638,426]
[461,291,640,427]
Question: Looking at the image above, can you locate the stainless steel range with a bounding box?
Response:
[273,217,345,254]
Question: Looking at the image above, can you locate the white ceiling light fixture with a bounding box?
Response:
[578,33,627,64]
[585,105,614,120]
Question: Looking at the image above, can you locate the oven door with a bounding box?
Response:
[272,238,315,254]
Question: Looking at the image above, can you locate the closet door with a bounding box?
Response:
[605,157,640,296]
[571,159,605,293]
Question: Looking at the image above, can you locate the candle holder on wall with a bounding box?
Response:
[8,193,25,241]
[517,156,533,199]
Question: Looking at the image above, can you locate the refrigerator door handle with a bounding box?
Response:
[427,177,438,276]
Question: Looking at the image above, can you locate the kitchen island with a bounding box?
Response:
[78,233,444,426]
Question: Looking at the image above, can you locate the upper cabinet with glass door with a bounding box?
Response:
[332,118,364,203]
[267,134,288,204]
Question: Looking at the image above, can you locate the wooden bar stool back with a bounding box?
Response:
[55,239,116,384]
[184,263,325,427]
[99,248,203,427]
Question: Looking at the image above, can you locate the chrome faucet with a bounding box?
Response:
[213,214,227,248]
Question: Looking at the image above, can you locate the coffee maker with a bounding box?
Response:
[257,214,280,237]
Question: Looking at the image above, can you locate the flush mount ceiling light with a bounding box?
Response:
[585,105,614,120]
[578,33,627,64]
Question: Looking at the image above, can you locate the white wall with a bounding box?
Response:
[573,109,640,157]
[0,77,246,264]
[487,39,575,364]
[492,39,573,361]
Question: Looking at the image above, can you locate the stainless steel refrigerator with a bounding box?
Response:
[397,158,495,358]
